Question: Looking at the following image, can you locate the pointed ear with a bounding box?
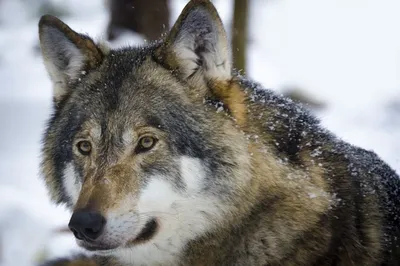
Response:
[38,15,104,104]
[155,0,231,85]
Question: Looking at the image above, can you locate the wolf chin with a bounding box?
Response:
[38,0,400,265]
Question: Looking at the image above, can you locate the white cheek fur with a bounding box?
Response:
[62,163,81,205]
[110,157,226,265]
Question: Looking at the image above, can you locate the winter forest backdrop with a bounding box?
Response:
[0,0,399,265]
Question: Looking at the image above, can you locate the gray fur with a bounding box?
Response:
[38,1,400,265]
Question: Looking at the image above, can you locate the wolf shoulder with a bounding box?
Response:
[238,75,400,259]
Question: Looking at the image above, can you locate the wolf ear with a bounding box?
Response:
[155,0,231,85]
[38,15,104,103]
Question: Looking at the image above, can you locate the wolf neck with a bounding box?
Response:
[176,77,332,265]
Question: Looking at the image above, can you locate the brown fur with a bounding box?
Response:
[208,79,248,127]
[38,0,400,265]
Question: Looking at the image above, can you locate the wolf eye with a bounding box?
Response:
[136,136,157,153]
[77,141,92,155]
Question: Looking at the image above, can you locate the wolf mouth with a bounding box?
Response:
[81,242,117,252]
[81,218,159,251]
[130,218,159,244]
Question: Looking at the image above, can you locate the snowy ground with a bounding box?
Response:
[0,0,399,265]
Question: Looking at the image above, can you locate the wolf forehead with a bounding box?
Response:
[45,46,218,161]
[65,46,188,114]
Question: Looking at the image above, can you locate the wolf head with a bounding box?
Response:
[39,0,251,263]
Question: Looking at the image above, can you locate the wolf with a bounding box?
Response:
[37,0,400,265]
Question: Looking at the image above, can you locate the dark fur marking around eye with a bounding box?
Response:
[145,115,164,130]
[49,103,87,204]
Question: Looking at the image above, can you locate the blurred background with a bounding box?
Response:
[0,0,399,265]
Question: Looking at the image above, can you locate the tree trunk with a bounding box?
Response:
[231,0,249,74]
[107,0,170,41]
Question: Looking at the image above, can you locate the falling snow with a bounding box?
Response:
[1,0,400,265]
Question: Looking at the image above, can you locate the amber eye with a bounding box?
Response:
[136,136,157,153]
[77,140,92,155]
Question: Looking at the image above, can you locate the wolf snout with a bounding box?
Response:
[68,210,106,241]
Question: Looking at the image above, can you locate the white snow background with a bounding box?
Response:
[0,0,399,265]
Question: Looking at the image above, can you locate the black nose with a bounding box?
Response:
[68,210,106,241]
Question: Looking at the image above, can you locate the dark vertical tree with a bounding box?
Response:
[232,0,249,74]
[107,0,170,41]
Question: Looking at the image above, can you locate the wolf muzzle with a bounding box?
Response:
[68,210,106,242]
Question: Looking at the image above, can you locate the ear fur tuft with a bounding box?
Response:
[38,15,103,103]
[155,0,231,86]
[209,79,247,126]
